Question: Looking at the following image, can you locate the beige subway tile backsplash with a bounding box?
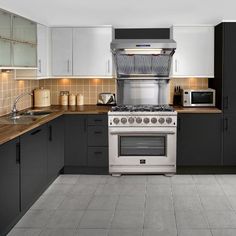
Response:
[0,73,208,116]
[0,72,39,116]
[39,78,117,105]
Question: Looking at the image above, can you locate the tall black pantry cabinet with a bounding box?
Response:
[210,22,236,165]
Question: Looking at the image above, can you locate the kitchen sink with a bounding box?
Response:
[0,110,53,125]
[20,110,52,116]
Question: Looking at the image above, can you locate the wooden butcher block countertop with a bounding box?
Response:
[174,106,222,114]
[0,105,112,145]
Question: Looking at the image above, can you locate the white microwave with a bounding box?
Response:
[181,89,216,107]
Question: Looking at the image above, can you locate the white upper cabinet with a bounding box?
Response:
[170,26,214,78]
[12,42,36,67]
[12,15,37,44]
[73,26,113,77]
[51,28,73,76]
[37,24,50,77]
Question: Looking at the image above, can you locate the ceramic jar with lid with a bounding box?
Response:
[60,91,69,106]
[77,94,84,105]
[69,94,76,105]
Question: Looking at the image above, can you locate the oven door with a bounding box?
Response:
[109,127,176,166]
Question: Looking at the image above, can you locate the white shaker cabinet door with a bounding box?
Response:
[171,26,214,78]
[51,28,73,76]
[37,24,50,77]
[73,27,113,77]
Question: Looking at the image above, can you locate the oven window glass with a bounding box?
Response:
[191,92,213,104]
[119,136,166,156]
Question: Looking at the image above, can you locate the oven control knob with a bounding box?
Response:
[151,117,157,124]
[166,117,172,124]
[158,117,165,124]
[128,117,135,124]
[113,118,120,124]
[136,117,142,124]
[121,118,127,124]
[143,118,150,124]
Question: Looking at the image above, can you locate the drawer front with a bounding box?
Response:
[87,126,108,146]
[87,115,108,126]
[88,147,108,167]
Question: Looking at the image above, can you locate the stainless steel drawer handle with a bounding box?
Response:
[110,131,175,135]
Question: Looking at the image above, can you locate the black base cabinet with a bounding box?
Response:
[0,138,20,236]
[47,115,65,182]
[64,115,87,166]
[177,113,222,166]
[0,116,65,235]
[20,124,48,211]
[64,114,108,173]
[223,113,236,165]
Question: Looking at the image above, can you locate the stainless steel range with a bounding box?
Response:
[108,105,177,176]
[109,38,177,176]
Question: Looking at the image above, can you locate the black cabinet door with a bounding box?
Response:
[20,125,47,211]
[47,116,65,182]
[222,23,236,114]
[64,115,87,166]
[223,114,236,165]
[87,126,108,147]
[212,23,236,113]
[177,113,222,166]
[88,147,108,167]
[87,115,108,126]
[0,138,20,236]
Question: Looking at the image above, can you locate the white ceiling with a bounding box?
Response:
[0,0,236,27]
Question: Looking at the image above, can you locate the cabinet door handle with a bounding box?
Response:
[94,119,103,122]
[16,142,21,164]
[49,125,52,141]
[84,118,87,132]
[107,60,110,74]
[94,151,102,155]
[177,117,181,131]
[38,59,41,73]
[94,131,102,134]
[223,96,229,110]
[31,129,42,135]
[175,59,178,73]
[224,118,229,131]
[67,60,70,73]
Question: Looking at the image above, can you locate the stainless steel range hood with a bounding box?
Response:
[111,39,176,78]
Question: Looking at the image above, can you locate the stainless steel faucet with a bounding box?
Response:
[11,92,33,117]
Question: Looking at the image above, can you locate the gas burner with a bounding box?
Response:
[111,105,174,112]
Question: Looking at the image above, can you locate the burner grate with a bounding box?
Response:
[111,105,174,112]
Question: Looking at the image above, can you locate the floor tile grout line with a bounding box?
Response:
[216,176,235,212]
[141,177,147,236]
[75,191,96,230]
[194,176,214,235]
[171,176,179,236]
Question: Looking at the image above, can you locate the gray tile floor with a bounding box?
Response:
[7,174,236,236]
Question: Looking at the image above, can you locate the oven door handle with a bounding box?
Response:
[109,131,175,135]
